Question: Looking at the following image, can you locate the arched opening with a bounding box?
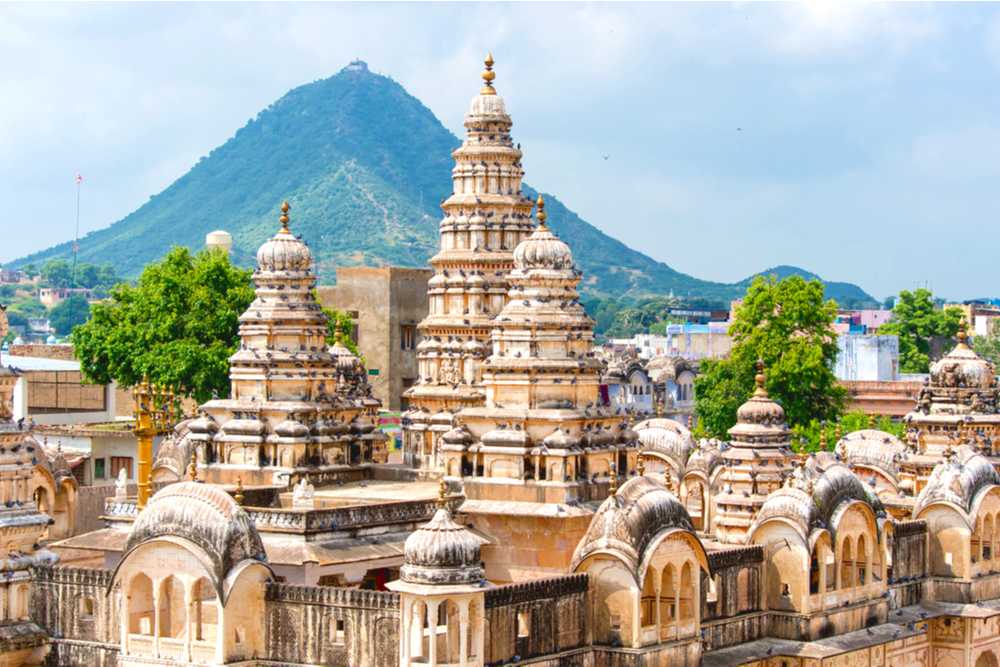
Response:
[158,575,184,639]
[660,564,676,641]
[973,517,983,564]
[191,577,218,643]
[685,481,704,531]
[976,651,1000,667]
[13,585,28,620]
[856,534,869,587]
[809,545,821,595]
[840,537,854,589]
[129,573,154,635]
[679,561,695,634]
[640,567,657,629]
[984,514,994,563]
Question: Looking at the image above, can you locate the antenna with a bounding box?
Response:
[72,173,83,287]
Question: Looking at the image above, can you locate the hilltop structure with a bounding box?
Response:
[8,57,1000,667]
[401,55,536,471]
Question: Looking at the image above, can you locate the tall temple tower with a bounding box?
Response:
[442,198,638,581]
[402,54,536,471]
[163,202,385,486]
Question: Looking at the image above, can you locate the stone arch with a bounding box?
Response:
[158,575,184,639]
[840,536,854,589]
[976,651,1000,667]
[128,573,154,635]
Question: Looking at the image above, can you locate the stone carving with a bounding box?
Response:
[114,468,128,501]
[292,477,316,509]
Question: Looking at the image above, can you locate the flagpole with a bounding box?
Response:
[72,174,82,287]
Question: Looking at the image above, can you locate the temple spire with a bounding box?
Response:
[535,194,547,229]
[481,52,496,95]
[753,359,768,397]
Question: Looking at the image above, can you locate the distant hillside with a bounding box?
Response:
[13,61,876,306]
[738,265,878,308]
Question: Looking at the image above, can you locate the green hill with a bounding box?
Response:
[738,265,878,308]
[12,61,876,306]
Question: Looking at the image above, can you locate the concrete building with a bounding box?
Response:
[610,323,732,361]
[317,266,431,411]
[834,333,900,381]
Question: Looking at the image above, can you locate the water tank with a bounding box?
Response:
[205,230,233,255]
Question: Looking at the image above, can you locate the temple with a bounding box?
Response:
[4,56,1000,667]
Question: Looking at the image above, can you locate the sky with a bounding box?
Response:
[3,2,1000,301]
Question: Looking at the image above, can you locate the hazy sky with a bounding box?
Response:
[4,2,1000,300]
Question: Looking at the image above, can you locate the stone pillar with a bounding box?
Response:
[400,597,411,666]
[459,599,470,667]
[152,586,161,658]
[427,599,440,666]
[184,585,193,663]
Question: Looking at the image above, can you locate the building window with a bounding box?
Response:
[332,618,346,645]
[79,596,95,618]
[94,458,106,480]
[110,456,133,480]
[517,611,531,638]
[401,325,416,351]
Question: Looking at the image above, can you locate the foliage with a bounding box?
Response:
[880,289,963,373]
[20,264,38,279]
[319,301,361,357]
[39,259,117,291]
[49,295,91,336]
[694,275,846,437]
[583,295,724,338]
[71,247,254,403]
[790,412,906,453]
[7,297,45,323]
[972,319,1000,368]
[40,259,74,288]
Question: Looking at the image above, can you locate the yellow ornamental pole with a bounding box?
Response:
[134,378,155,509]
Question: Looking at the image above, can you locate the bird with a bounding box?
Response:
[602,155,609,161]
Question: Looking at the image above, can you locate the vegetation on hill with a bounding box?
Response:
[694,275,846,437]
[11,61,878,306]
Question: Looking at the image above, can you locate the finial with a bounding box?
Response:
[637,453,645,476]
[957,320,969,346]
[819,427,827,451]
[279,201,291,233]
[608,464,618,497]
[437,479,448,509]
[481,52,496,95]
[754,359,767,396]
[535,194,547,227]
[687,413,694,431]
[334,329,343,345]
[235,477,245,506]
[835,422,842,441]
[868,413,876,430]
[187,450,199,482]
[663,469,674,493]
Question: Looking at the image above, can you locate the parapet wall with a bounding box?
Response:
[32,565,119,667]
[484,574,589,666]
[264,582,400,667]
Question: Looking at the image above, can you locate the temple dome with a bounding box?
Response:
[929,330,995,390]
[512,196,573,272]
[635,418,695,469]
[125,482,267,586]
[256,203,311,273]
[401,489,484,586]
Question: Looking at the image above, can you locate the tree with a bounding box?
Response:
[694,275,846,437]
[40,259,73,288]
[880,289,963,373]
[973,319,1000,368]
[49,295,90,336]
[21,264,38,280]
[320,302,361,357]
[71,247,255,403]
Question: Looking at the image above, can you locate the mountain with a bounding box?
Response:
[12,61,876,306]
[737,265,879,308]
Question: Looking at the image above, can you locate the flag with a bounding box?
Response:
[75,174,83,184]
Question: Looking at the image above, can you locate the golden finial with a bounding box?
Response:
[187,450,199,482]
[868,413,876,430]
[664,469,674,493]
[819,427,827,451]
[481,52,496,95]
[835,422,842,441]
[535,194,547,227]
[608,464,618,497]
[753,359,767,396]
[235,477,245,506]
[637,453,646,476]
[957,320,969,346]
[279,201,291,233]
[437,479,448,509]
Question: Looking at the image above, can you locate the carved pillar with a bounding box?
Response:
[152,585,161,659]
[459,598,469,667]
[427,599,440,666]
[400,597,411,666]
[184,584,193,663]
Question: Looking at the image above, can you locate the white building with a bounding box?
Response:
[834,334,899,381]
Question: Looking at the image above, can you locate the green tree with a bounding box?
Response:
[880,289,963,373]
[320,303,361,357]
[21,264,38,280]
[790,412,906,453]
[49,295,90,336]
[41,259,73,288]
[694,275,846,437]
[71,247,255,403]
[973,319,1000,367]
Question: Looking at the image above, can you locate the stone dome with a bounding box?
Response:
[915,445,1000,517]
[512,197,574,272]
[728,363,789,443]
[467,92,508,118]
[929,330,995,390]
[256,203,311,273]
[571,475,696,576]
[125,482,266,587]
[401,491,484,586]
[635,418,695,469]
[835,429,907,482]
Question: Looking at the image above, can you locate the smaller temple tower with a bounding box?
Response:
[714,361,797,544]
[388,482,489,667]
